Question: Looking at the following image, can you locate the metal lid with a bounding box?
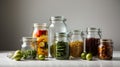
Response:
[50,16,66,21]
[22,37,37,42]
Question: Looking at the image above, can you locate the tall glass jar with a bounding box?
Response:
[32,23,48,57]
[85,28,101,56]
[98,39,113,60]
[55,33,69,60]
[48,16,68,57]
[70,30,83,58]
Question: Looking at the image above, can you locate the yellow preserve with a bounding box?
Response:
[32,23,48,57]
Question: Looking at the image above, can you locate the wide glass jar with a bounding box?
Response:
[55,33,69,60]
[48,16,68,57]
[21,37,37,59]
[21,37,37,51]
[69,30,83,58]
[32,23,48,57]
[85,28,101,56]
[98,39,113,60]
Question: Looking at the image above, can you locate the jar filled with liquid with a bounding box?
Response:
[55,33,69,60]
[48,16,68,57]
[98,39,113,60]
[32,23,48,57]
[70,30,83,58]
[86,28,101,56]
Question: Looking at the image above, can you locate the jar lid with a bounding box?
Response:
[100,39,113,43]
[34,23,47,27]
[87,27,101,32]
[50,16,66,21]
[71,30,81,35]
[22,37,37,42]
[55,33,68,37]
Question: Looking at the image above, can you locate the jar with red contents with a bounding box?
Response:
[85,28,102,56]
[32,23,48,57]
[98,39,113,60]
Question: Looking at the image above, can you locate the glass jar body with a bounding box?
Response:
[98,39,113,60]
[55,33,70,60]
[32,23,48,57]
[70,30,83,58]
[21,37,37,59]
[48,16,68,57]
[85,28,101,56]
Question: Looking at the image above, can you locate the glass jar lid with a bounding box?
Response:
[33,23,47,28]
[100,39,113,43]
[87,27,101,32]
[55,33,68,37]
[22,37,37,42]
[50,16,66,21]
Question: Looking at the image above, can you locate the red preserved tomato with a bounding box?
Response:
[36,30,47,37]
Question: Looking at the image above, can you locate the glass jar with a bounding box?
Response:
[55,33,69,60]
[98,39,113,60]
[21,37,37,59]
[69,30,83,58]
[21,37,37,51]
[85,27,101,56]
[32,23,48,57]
[48,16,68,57]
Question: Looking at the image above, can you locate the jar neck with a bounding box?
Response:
[51,20,65,24]
[56,36,68,42]
[71,34,82,41]
[87,31,101,38]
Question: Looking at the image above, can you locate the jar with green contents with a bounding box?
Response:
[55,33,69,60]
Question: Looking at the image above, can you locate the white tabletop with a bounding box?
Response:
[0,51,120,67]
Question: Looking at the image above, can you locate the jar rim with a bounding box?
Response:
[86,27,101,32]
[33,23,47,27]
[100,39,112,42]
[22,37,37,42]
[50,16,66,21]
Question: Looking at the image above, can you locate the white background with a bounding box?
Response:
[0,0,120,51]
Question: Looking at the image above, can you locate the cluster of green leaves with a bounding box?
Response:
[22,50,37,59]
[12,50,37,61]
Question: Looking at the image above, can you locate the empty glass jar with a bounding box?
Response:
[21,37,37,51]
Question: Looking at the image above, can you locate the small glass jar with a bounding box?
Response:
[70,30,83,58]
[32,23,48,57]
[98,39,113,60]
[85,27,101,56]
[21,37,37,51]
[48,16,68,57]
[55,33,69,60]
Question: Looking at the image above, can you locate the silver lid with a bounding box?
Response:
[50,16,66,21]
